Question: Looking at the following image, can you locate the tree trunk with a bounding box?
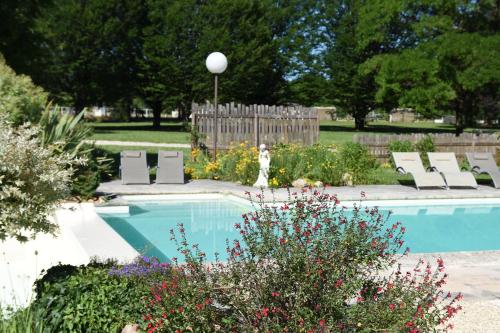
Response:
[455,109,464,136]
[152,101,162,129]
[354,115,365,131]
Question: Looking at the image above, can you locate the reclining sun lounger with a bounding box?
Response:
[428,152,477,189]
[156,151,184,184]
[392,152,447,190]
[120,151,150,184]
[466,152,500,188]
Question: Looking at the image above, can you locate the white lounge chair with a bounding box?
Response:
[120,151,150,184]
[392,152,447,190]
[428,152,478,189]
[466,152,500,189]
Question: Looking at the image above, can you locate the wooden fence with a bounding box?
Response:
[191,102,319,149]
[354,133,500,161]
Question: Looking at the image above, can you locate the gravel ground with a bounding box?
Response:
[452,300,500,332]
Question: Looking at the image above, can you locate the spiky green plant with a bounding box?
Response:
[39,104,93,157]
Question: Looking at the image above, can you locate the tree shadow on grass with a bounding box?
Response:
[93,124,187,133]
[320,124,456,134]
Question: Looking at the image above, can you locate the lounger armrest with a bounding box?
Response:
[460,166,469,171]
[470,165,481,173]
[396,166,406,175]
[426,166,437,172]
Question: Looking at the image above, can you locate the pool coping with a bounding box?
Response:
[97,179,500,202]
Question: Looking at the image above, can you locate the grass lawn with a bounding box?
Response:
[90,120,498,146]
[90,121,190,143]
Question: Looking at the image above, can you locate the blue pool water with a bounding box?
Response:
[98,200,500,262]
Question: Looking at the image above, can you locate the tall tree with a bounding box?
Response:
[359,0,500,134]
[0,0,49,76]
[140,0,295,127]
[35,0,146,111]
[318,0,404,130]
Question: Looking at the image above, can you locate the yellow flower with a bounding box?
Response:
[279,168,286,175]
[204,161,220,173]
[270,177,279,187]
[191,148,200,159]
[382,162,391,169]
[184,166,194,175]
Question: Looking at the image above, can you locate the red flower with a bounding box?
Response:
[335,278,343,288]
[271,292,280,297]
[405,321,414,327]
[389,303,395,311]
[262,307,269,317]
[319,319,326,327]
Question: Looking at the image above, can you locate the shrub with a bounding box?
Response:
[218,142,260,185]
[388,136,435,167]
[30,259,154,333]
[0,116,83,241]
[142,190,462,332]
[0,55,47,125]
[39,107,113,198]
[415,135,435,166]
[335,142,379,184]
[388,140,415,167]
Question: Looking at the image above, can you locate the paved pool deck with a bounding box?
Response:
[97,179,500,201]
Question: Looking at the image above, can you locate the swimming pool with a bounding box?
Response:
[97,196,500,262]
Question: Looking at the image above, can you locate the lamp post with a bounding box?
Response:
[205,52,227,160]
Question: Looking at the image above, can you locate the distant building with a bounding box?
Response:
[390,108,415,123]
[434,115,456,125]
[313,106,337,120]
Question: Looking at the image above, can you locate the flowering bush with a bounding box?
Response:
[0,116,84,241]
[141,189,462,332]
[186,142,380,187]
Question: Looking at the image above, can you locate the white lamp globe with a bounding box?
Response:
[206,52,228,74]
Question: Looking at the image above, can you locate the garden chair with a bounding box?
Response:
[466,152,500,188]
[392,152,447,190]
[427,152,478,189]
[120,151,150,184]
[156,151,184,184]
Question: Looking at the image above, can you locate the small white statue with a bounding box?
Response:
[253,144,270,188]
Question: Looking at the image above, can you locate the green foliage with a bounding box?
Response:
[40,106,92,157]
[415,135,435,165]
[0,306,45,333]
[336,142,379,184]
[30,262,147,333]
[358,1,500,133]
[39,107,113,198]
[388,136,435,167]
[187,142,381,187]
[0,56,48,125]
[0,116,82,241]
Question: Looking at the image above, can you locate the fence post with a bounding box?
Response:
[254,110,260,147]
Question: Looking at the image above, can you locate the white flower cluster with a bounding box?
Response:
[0,116,84,241]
